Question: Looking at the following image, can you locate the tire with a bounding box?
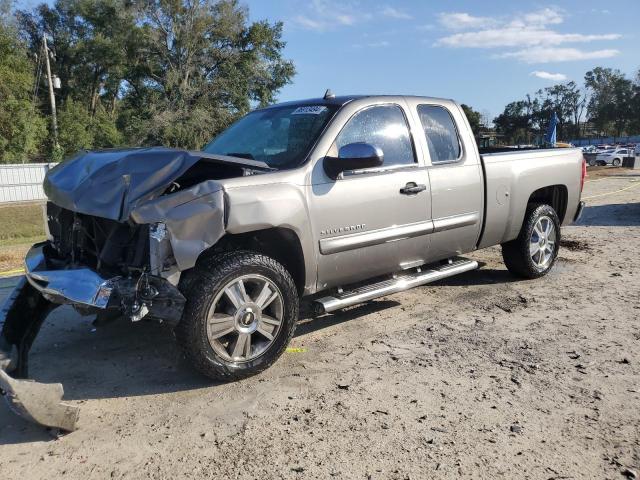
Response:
[612,158,621,167]
[588,158,596,167]
[175,251,299,381]
[501,204,560,279]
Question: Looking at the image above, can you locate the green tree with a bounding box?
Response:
[57,99,122,157]
[460,104,481,138]
[585,67,634,137]
[18,0,295,154]
[127,0,295,148]
[631,70,640,133]
[494,100,534,145]
[0,13,47,163]
[18,0,140,114]
[532,82,585,141]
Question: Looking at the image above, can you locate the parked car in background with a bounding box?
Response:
[595,147,630,166]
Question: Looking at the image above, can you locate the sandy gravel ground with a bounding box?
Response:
[0,168,639,479]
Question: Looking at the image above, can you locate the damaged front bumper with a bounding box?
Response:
[0,277,80,432]
[0,365,80,432]
[0,243,186,432]
[25,242,185,324]
[25,243,116,308]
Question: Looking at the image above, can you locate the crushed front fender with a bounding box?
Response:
[0,278,79,432]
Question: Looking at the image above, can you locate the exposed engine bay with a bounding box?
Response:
[46,202,150,278]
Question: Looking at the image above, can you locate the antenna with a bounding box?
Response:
[323,89,335,100]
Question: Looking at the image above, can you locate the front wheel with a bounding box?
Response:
[588,158,596,167]
[501,204,560,279]
[176,251,299,381]
[612,158,621,167]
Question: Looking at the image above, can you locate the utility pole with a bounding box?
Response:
[43,35,58,147]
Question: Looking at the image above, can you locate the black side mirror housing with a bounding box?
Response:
[323,143,384,179]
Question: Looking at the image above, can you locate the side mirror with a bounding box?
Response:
[324,143,384,179]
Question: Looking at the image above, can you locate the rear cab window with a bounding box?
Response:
[416,105,462,164]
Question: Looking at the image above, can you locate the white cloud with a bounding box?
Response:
[500,47,620,64]
[437,28,620,48]
[530,71,568,81]
[522,7,563,26]
[438,12,496,30]
[293,15,326,31]
[336,14,357,26]
[381,6,412,20]
[434,8,622,64]
[291,0,368,31]
[367,40,390,47]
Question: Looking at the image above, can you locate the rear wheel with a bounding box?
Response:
[176,251,299,380]
[612,158,621,167]
[501,204,560,279]
[588,158,596,167]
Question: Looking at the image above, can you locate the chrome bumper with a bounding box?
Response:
[24,243,186,324]
[25,243,117,308]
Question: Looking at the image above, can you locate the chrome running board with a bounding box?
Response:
[315,257,479,313]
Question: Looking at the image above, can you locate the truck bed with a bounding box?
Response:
[477,147,584,249]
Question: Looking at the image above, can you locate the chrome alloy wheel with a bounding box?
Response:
[206,274,284,362]
[529,215,556,270]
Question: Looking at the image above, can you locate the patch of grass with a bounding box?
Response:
[0,244,30,272]
[0,203,46,247]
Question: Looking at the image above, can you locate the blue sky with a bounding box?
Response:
[15,0,640,120]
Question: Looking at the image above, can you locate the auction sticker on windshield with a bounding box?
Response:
[292,106,328,115]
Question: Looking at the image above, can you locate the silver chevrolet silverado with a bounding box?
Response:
[0,94,586,430]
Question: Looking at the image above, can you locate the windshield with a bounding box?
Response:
[203,104,338,170]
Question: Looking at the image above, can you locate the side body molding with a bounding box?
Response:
[320,221,433,255]
[319,212,480,255]
[432,212,479,233]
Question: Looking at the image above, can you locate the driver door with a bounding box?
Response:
[309,103,432,290]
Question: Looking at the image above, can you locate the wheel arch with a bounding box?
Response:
[527,184,568,223]
[194,227,306,296]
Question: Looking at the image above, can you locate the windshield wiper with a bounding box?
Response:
[225,152,255,160]
[192,151,275,171]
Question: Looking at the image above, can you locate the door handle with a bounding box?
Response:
[399,182,427,195]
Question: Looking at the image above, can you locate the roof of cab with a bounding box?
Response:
[261,94,456,110]
[261,95,368,109]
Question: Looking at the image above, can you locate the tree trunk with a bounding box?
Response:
[110,95,117,116]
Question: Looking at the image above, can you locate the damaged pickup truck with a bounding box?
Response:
[0,94,586,431]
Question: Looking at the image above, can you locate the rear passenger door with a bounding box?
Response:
[411,103,483,259]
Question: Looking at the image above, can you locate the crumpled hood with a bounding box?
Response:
[43,147,271,222]
[44,147,201,221]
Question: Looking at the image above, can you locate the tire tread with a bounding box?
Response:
[175,250,298,381]
[501,203,560,279]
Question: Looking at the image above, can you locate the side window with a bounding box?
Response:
[336,105,415,167]
[417,105,461,163]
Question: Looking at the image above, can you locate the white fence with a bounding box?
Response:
[0,163,58,204]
